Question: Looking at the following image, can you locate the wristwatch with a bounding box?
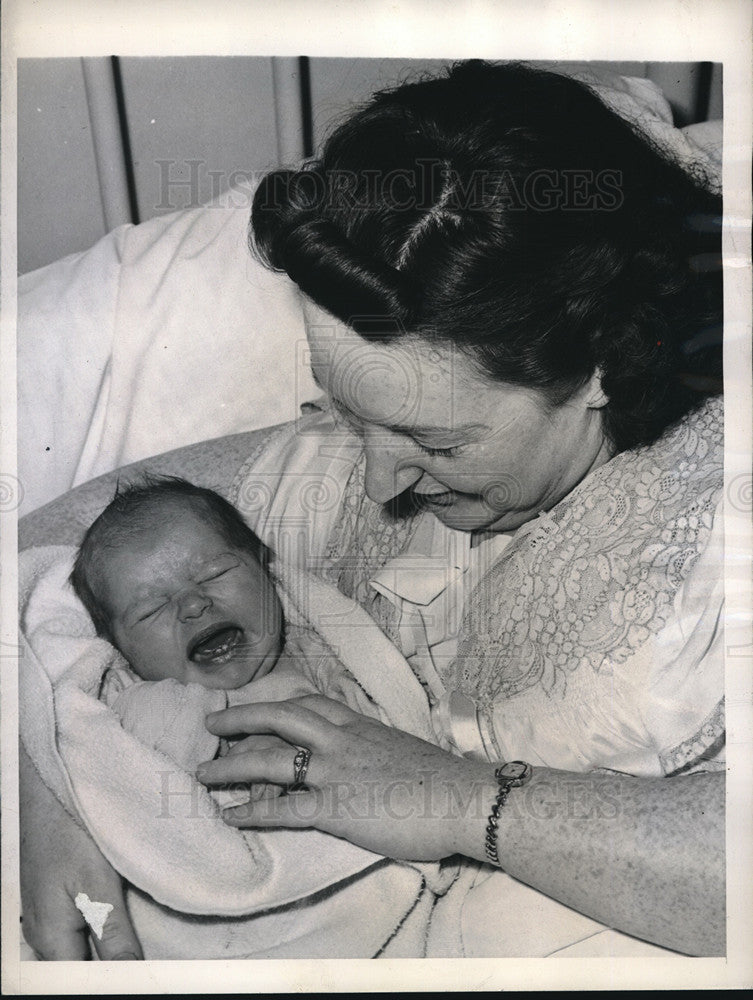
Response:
[496,760,533,787]
[484,760,533,866]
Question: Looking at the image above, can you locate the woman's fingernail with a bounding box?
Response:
[195,766,207,780]
[112,951,140,961]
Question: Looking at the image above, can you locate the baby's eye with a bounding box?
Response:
[136,602,167,622]
[195,554,242,583]
[197,568,232,583]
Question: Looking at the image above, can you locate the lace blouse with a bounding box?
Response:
[233,395,725,780]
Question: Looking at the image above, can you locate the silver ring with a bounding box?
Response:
[291,746,312,789]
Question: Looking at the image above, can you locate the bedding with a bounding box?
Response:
[17,71,721,517]
[17,198,319,516]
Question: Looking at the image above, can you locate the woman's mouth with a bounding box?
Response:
[188,623,244,664]
[412,485,456,508]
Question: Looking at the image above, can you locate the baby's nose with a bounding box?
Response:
[177,589,213,621]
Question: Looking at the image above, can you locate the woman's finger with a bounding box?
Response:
[247,783,285,802]
[221,790,324,829]
[226,733,290,757]
[204,700,337,747]
[197,744,317,789]
[286,694,363,726]
[89,878,144,961]
[20,745,144,961]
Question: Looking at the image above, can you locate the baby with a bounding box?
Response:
[70,475,369,784]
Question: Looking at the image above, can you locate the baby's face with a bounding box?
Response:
[99,505,283,689]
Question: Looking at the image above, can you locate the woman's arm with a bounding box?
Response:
[479,763,725,957]
[197,697,725,956]
[20,745,143,960]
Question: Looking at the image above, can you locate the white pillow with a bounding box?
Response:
[18,190,318,515]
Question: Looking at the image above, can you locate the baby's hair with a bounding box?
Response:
[70,474,273,643]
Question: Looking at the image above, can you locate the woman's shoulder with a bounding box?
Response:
[661,394,723,454]
[585,394,724,516]
[457,394,725,712]
[623,393,722,470]
[230,407,368,556]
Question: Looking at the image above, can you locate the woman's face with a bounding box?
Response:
[304,301,612,533]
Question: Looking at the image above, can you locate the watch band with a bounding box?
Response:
[484,760,533,866]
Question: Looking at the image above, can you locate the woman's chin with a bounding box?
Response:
[426,503,494,532]
[428,500,530,534]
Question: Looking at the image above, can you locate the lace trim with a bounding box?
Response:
[231,398,723,720]
[453,397,723,711]
[659,698,726,775]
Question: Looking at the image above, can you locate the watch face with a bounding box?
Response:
[498,761,532,785]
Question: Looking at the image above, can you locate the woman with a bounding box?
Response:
[20,61,724,958]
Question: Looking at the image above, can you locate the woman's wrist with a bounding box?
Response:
[483,761,534,866]
[444,759,542,866]
[439,759,504,861]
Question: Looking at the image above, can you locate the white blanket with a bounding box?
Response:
[19,544,447,958]
[19,541,675,959]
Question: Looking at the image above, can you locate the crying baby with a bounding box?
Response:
[69,474,351,785]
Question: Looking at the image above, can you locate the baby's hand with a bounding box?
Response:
[212,782,283,810]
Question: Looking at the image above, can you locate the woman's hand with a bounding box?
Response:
[197,698,726,955]
[20,745,143,961]
[197,696,498,862]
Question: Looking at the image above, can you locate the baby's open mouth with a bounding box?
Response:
[188,623,244,664]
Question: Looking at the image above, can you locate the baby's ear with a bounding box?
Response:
[584,368,608,409]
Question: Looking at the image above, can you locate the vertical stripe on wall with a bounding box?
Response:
[272,57,307,166]
[81,57,135,230]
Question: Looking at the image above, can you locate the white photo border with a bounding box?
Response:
[2,0,751,993]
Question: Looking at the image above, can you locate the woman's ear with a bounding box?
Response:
[584,368,609,409]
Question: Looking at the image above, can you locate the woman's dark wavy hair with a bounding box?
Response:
[251,60,722,452]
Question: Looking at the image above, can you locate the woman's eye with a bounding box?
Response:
[330,395,460,456]
[416,442,461,458]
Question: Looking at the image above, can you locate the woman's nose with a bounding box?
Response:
[177,589,213,621]
[362,429,422,504]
